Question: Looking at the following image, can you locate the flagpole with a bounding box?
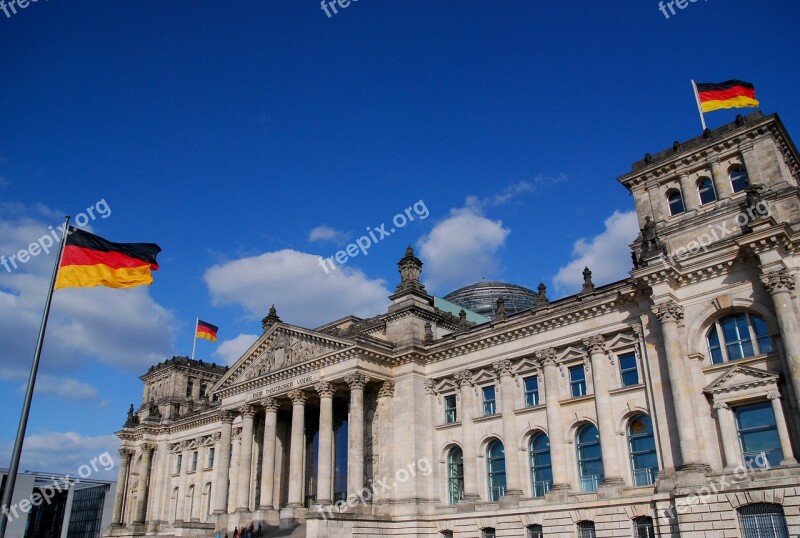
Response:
[0,216,70,538]
[190,317,198,360]
[691,79,707,131]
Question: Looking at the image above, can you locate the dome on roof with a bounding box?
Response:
[443,281,538,320]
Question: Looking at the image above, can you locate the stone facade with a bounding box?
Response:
[107,112,800,537]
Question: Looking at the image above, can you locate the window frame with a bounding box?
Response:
[207,447,215,469]
[191,450,198,472]
[576,424,604,492]
[628,415,658,486]
[529,432,552,497]
[486,439,506,501]
[738,503,790,538]
[569,365,587,397]
[633,516,655,538]
[698,177,717,205]
[577,521,596,538]
[447,446,464,505]
[444,394,458,424]
[523,375,539,407]
[706,312,773,364]
[526,524,544,538]
[481,528,496,538]
[618,351,640,387]
[729,167,750,193]
[667,189,685,216]
[482,385,497,416]
[734,401,783,468]
[175,453,182,474]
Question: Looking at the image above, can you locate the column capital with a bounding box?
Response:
[119,448,135,460]
[767,390,781,400]
[219,410,235,424]
[287,389,308,405]
[260,396,280,412]
[210,432,221,443]
[713,401,730,410]
[378,380,396,398]
[139,442,156,454]
[454,369,473,387]
[344,372,370,390]
[315,381,336,398]
[423,379,436,395]
[239,404,257,419]
[492,359,513,377]
[651,301,684,324]
[535,347,558,367]
[761,269,795,294]
[582,335,606,355]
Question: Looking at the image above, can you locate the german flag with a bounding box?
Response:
[196,320,218,342]
[696,80,759,113]
[56,228,160,289]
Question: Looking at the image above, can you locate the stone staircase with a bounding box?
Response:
[210,524,305,538]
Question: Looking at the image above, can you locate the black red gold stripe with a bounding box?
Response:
[696,80,759,113]
[56,227,161,289]
[196,320,218,342]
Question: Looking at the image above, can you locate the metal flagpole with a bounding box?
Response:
[0,216,71,538]
[190,317,198,360]
[691,79,707,131]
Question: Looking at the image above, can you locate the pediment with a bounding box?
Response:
[511,357,540,375]
[215,324,352,390]
[606,332,638,351]
[435,378,457,394]
[703,364,779,395]
[471,368,497,385]
[558,346,587,363]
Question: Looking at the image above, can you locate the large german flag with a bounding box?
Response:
[696,80,759,113]
[56,228,161,289]
[196,319,218,342]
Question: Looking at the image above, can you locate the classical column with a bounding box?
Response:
[710,160,732,199]
[536,348,570,490]
[713,402,740,470]
[679,174,699,212]
[286,390,308,507]
[454,369,480,501]
[315,382,336,505]
[259,398,280,510]
[768,391,798,465]
[652,302,705,470]
[493,360,523,495]
[213,412,234,514]
[134,443,155,524]
[176,442,190,521]
[376,381,396,504]
[761,270,800,405]
[191,442,206,521]
[236,405,256,512]
[584,336,623,484]
[344,373,369,497]
[227,431,241,513]
[112,449,133,525]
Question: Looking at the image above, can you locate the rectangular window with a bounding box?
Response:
[444,395,457,423]
[734,401,783,468]
[208,447,215,468]
[176,454,182,474]
[482,386,496,415]
[570,366,586,397]
[524,376,539,407]
[440,532,453,538]
[526,525,544,538]
[481,528,496,538]
[191,450,198,472]
[619,352,639,386]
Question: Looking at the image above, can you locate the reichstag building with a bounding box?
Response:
[106,112,800,537]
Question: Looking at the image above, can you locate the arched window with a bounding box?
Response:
[526,525,544,538]
[481,528,496,538]
[170,487,179,522]
[529,432,553,497]
[186,485,195,520]
[204,483,213,518]
[486,439,506,501]
[730,167,750,193]
[738,503,789,538]
[199,383,207,399]
[628,415,658,486]
[698,177,717,205]
[576,424,603,492]
[447,446,464,505]
[634,516,655,538]
[706,313,772,364]
[577,521,597,538]
[667,189,685,215]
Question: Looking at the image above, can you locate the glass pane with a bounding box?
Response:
[730,169,749,193]
[668,192,685,215]
[707,325,723,363]
[736,402,773,430]
[698,178,716,204]
[752,315,773,353]
[570,367,585,381]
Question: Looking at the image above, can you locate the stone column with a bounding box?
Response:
[584,336,623,484]
[679,174,699,212]
[227,431,241,514]
[315,382,335,505]
[112,449,133,525]
[191,442,205,521]
[235,405,256,512]
[761,270,800,405]
[286,390,308,507]
[176,443,190,521]
[710,160,732,199]
[652,302,705,470]
[768,391,798,465]
[536,348,570,490]
[454,369,480,501]
[134,443,155,524]
[344,373,369,497]
[213,412,234,514]
[713,402,740,470]
[376,381,396,504]
[493,360,523,496]
[259,398,280,510]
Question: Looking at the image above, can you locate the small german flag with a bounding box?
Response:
[196,320,218,342]
[696,80,759,113]
[56,228,160,289]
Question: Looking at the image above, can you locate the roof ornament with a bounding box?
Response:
[537,282,549,305]
[494,297,507,321]
[581,267,595,294]
[395,245,426,293]
[261,304,281,331]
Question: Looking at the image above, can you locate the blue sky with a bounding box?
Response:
[1,1,798,479]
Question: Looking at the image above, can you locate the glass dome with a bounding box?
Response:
[443,281,538,321]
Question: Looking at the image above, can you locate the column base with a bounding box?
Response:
[234,507,252,513]
[678,462,711,473]
[780,458,798,466]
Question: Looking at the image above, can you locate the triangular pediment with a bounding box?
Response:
[511,357,540,375]
[472,368,497,385]
[435,378,457,394]
[606,332,637,351]
[214,324,353,391]
[558,346,587,363]
[703,364,779,395]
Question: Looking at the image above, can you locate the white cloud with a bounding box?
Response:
[32,375,105,403]
[1,431,120,480]
[215,333,260,366]
[466,174,567,212]
[418,206,510,293]
[308,224,349,244]
[552,210,639,296]
[0,203,177,375]
[204,249,390,328]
